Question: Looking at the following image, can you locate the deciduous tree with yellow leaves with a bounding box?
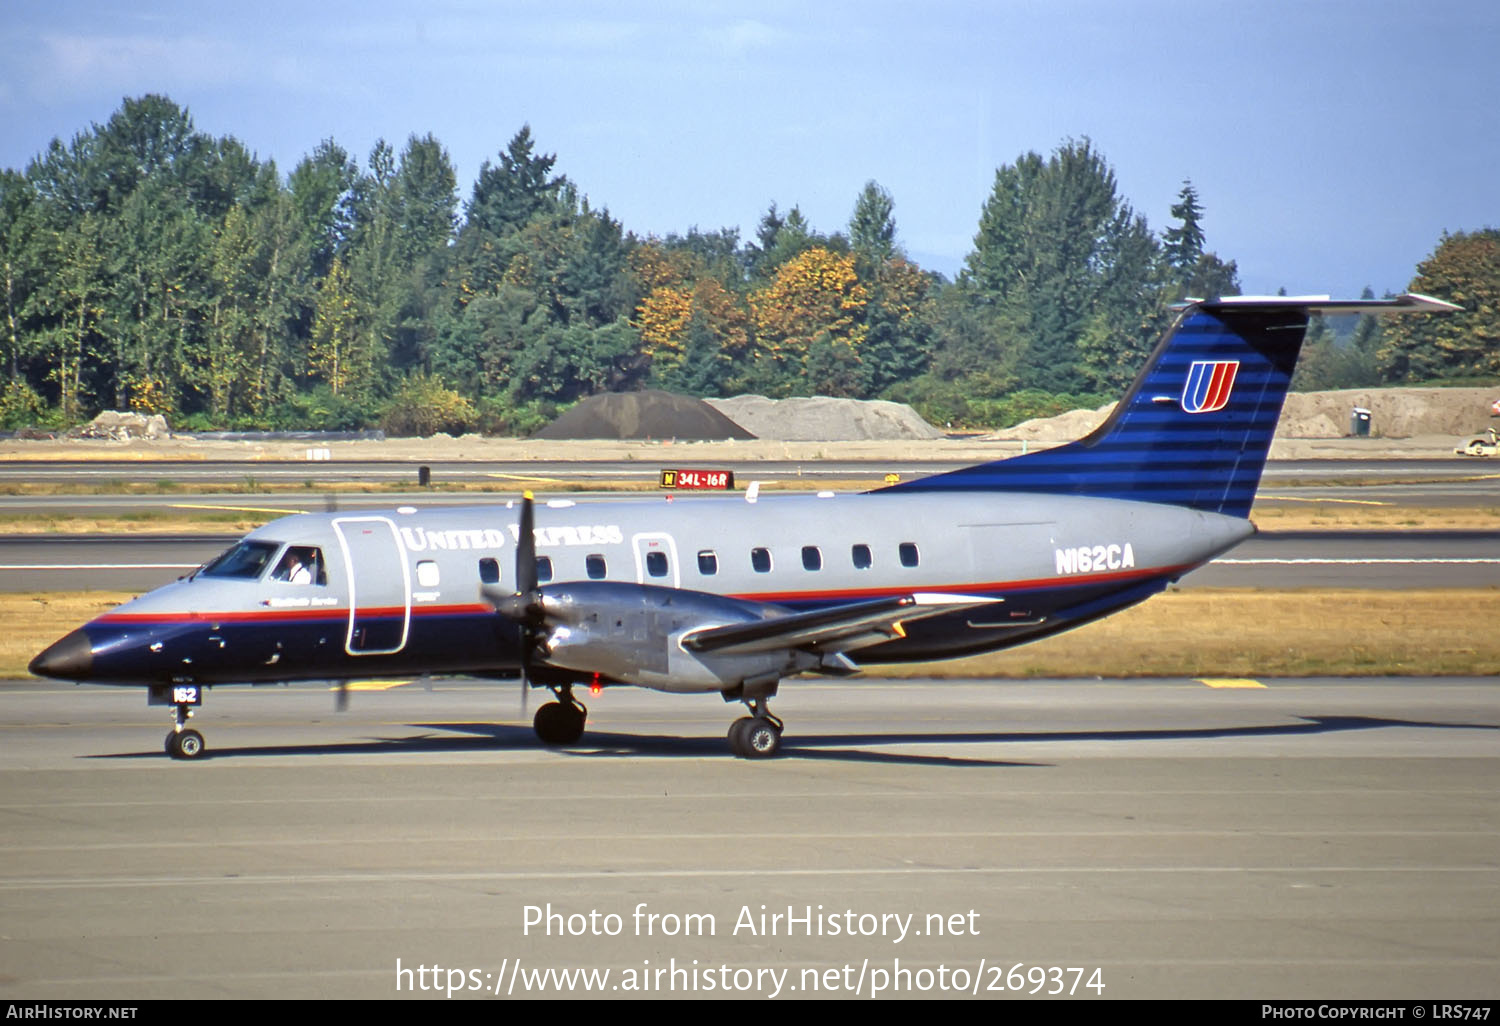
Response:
[748,246,868,394]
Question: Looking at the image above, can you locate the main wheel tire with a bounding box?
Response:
[740,718,782,759]
[727,716,756,757]
[555,703,585,745]
[534,702,586,746]
[533,703,562,743]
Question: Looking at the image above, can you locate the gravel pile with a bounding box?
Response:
[1278,387,1498,438]
[986,404,1115,442]
[984,387,1500,442]
[533,390,755,440]
[66,411,172,440]
[705,395,943,441]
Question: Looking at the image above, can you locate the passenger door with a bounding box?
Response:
[332,516,412,655]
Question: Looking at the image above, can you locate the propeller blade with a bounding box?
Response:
[335,680,348,712]
[519,646,531,717]
[516,490,537,595]
[516,491,537,717]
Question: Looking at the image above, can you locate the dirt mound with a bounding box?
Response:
[66,411,171,441]
[982,387,1500,442]
[533,390,755,440]
[986,404,1116,442]
[1279,388,1498,438]
[705,395,943,441]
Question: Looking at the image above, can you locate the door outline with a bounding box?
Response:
[333,516,412,655]
[631,531,680,588]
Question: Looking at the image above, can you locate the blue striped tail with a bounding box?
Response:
[885,302,1310,518]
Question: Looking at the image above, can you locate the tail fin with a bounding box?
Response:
[884,294,1459,518]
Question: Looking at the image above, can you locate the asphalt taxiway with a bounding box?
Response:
[0,677,1495,1000]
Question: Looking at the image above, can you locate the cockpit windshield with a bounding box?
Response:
[198,540,281,579]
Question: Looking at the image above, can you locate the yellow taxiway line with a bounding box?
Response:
[171,502,310,515]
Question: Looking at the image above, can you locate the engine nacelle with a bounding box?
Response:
[530,581,811,693]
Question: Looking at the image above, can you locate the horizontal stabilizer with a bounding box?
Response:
[1194,293,1461,315]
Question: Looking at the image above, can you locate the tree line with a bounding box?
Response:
[1,95,1493,435]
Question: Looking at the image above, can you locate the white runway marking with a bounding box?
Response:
[3,864,1496,891]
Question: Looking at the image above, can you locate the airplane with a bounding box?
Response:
[29,293,1459,759]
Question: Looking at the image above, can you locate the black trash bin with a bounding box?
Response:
[1349,407,1371,437]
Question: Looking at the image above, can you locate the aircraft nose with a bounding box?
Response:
[29,629,94,680]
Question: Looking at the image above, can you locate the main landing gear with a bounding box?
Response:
[165,702,205,760]
[727,697,783,759]
[533,687,587,746]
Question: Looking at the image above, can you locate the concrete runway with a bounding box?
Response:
[0,677,1495,1000]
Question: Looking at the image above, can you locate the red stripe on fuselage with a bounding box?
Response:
[93,603,490,625]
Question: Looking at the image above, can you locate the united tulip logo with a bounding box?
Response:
[1181,360,1240,414]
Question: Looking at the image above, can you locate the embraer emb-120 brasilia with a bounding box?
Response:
[31,295,1459,759]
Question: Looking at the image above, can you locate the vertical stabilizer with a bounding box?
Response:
[883,294,1459,517]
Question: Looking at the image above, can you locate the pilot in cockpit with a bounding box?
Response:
[273,547,320,585]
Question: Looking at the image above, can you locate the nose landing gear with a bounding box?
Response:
[164,700,206,760]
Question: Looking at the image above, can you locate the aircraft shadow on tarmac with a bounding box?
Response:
[82,714,1495,766]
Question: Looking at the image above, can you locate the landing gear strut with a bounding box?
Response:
[727,697,783,759]
[164,702,205,760]
[533,686,587,746]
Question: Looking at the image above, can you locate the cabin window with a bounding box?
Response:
[751,547,772,573]
[899,542,920,568]
[415,561,440,588]
[586,554,607,579]
[852,544,872,569]
[645,551,669,578]
[478,558,500,585]
[270,545,325,585]
[801,546,822,571]
[697,550,718,575]
[536,556,553,583]
[200,540,280,580]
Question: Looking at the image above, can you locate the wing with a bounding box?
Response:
[681,592,999,656]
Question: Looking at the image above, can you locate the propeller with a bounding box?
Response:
[485,491,544,714]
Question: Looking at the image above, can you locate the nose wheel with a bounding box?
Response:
[165,728,205,759]
[164,702,206,760]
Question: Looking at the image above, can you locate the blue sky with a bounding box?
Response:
[3,0,1495,298]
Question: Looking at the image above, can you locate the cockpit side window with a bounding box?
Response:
[199,540,281,580]
[271,546,325,585]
